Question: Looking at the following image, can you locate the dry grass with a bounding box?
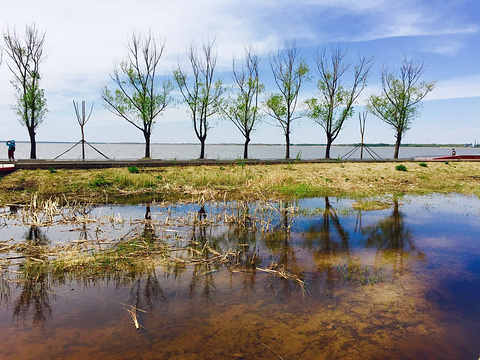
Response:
[0,196,298,281]
[0,161,479,205]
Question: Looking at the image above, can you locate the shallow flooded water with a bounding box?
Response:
[1,195,480,359]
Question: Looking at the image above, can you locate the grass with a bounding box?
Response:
[336,260,384,286]
[1,161,480,205]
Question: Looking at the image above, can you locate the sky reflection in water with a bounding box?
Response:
[1,194,480,359]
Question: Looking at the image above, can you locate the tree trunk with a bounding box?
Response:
[285,131,290,159]
[28,127,37,159]
[243,136,250,159]
[199,138,206,159]
[325,138,333,159]
[144,131,151,159]
[394,132,402,159]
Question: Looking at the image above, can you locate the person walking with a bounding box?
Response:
[6,140,15,161]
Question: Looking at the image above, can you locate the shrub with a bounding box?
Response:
[419,162,428,167]
[395,164,407,172]
[48,167,57,173]
[128,166,139,174]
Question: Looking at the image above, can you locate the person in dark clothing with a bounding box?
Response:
[451,148,456,156]
[6,140,15,160]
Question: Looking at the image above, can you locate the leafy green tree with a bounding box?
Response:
[265,41,309,159]
[221,47,264,159]
[3,24,47,159]
[174,40,223,159]
[305,47,372,158]
[102,30,173,159]
[367,57,435,158]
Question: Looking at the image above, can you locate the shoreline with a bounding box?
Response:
[1,141,476,147]
[0,157,411,171]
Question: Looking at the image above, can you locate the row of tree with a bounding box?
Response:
[2,24,435,160]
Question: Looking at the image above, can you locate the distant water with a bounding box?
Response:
[2,142,478,161]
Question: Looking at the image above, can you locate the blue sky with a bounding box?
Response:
[0,0,479,145]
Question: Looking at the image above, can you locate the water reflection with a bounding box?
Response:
[13,266,52,327]
[189,207,220,302]
[24,226,49,245]
[9,205,18,214]
[0,271,10,305]
[1,196,480,359]
[129,270,165,313]
[362,199,426,274]
[306,197,350,254]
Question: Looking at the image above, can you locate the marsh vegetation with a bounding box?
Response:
[1,161,479,205]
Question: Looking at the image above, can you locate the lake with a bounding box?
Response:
[1,194,480,359]
[3,142,479,161]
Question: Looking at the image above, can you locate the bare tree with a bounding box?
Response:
[3,24,47,159]
[358,111,367,159]
[221,47,264,159]
[367,56,435,158]
[73,100,94,160]
[265,41,309,159]
[102,30,173,159]
[305,47,372,159]
[174,40,223,159]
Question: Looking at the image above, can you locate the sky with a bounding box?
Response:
[0,0,479,146]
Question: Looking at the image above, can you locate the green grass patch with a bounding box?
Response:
[90,175,111,188]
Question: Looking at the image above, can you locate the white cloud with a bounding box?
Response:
[425,75,480,101]
[423,42,465,56]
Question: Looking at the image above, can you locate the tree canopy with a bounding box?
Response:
[221,47,264,159]
[3,23,47,159]
[367,57,435,158]
[174,40,224,159]
[265,41,309,159]
[102,30,173,159]
[305,47,372,158]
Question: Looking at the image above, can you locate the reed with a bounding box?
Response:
[0,197,305,289]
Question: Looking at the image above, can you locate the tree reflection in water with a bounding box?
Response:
[302,197,351,292]
[11,226,52,327]
[13,266,52,327]
[362,199,425,275]
[262,201,304,298]
[0,270,10,305]
[127,205,166,312]
[24,225,49,245]
[188,206,218,302]
[305,197,350,255]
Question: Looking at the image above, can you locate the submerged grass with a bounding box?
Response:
[1,162,479,205]
[0,197,306,287]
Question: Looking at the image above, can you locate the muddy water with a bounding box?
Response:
[1,195,480,359]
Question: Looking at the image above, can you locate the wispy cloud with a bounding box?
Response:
[425,75,480,101]
[422,42,465,56]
